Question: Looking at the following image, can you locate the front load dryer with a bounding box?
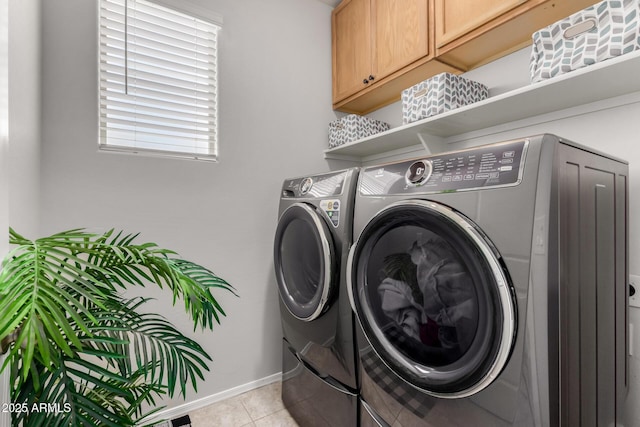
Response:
[274,168,359,426]
[347,135,628,427]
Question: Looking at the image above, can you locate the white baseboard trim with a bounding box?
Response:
[143,372,282,425]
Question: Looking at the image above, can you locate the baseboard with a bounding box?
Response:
[143,372,282,425]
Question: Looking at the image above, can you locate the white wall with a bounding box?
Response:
[0,0,11,425]
[1,1,41,423]
[8,0,40,235]
[369,47,640,426]
[39,0,339,413]
[0,2,8,251]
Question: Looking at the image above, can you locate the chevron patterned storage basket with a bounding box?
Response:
[328,115,390,148]
[531,0,640,83]
[401,73,489,125]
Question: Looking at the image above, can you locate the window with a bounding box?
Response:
[99,0,220,160]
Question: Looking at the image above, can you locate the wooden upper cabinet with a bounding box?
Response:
[332,0,460,113]
[332,0,371,103]
[372,0,429,81]
[435,0,529,48]
[332,0,599,113]
[434,0,598,70]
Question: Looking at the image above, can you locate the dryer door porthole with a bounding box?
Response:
[348,200,516,398]
[274,202,336,321]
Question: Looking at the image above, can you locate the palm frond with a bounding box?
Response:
[11,352,136,427]
[0,232,116,378]
[75,295,214,398]
[0,227,236,426]
[83,229,236,329]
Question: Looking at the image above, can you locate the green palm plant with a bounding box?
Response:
[0,228,236,426]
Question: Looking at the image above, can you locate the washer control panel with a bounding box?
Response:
[361,139,528,195]
[282,170,346,198]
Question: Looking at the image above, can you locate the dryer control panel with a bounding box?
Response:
[361,139,528,195]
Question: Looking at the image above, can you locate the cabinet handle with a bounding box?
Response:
[363,75,375,85]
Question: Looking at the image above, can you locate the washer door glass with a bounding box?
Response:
[274,202,336,321]
[349,200,516,397]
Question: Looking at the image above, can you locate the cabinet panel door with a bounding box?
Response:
[372,0,430,81]
[435,0,531,47]
[332,0,371,102]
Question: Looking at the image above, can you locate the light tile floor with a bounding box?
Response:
[189,382,300,427]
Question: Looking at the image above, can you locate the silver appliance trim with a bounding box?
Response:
[349,199,516,398]
[277,202,333,322]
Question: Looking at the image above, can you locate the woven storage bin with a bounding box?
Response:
[401,73,488,124]
[328,115,390,148]
[531,0,640,83]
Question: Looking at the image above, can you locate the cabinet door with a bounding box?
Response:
[372,0,430,81]
[332,0,372,102]
[435,0,535,47]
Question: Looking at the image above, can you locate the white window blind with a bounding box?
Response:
[99,0,219,160]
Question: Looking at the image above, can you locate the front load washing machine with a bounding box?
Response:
[274,168,359,426]
[347,135,628,427]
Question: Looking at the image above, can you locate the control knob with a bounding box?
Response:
[405,159,433,186]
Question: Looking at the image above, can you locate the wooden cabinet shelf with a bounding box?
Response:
[324,50,640,162]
